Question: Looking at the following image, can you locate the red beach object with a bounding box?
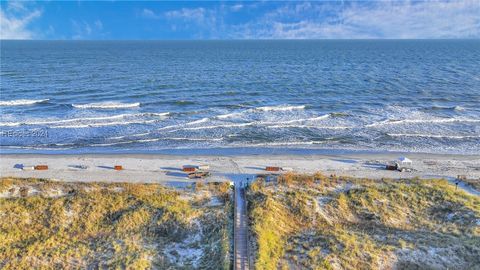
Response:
[266,166,280,172]
[34,165,49,170]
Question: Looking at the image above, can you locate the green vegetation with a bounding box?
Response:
[248,173,480,270]
[0,178,232,270]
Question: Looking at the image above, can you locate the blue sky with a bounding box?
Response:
[1,1,479,40]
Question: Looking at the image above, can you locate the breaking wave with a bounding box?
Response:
[0,99,49,106]
[387,133,480,139]
[255,105,306,112]
[72,102,140,109]
[54,119,159,129]
[215,105,308,120]
[0,112,169,127]
[366,117,480,127]
[247,141,321,146]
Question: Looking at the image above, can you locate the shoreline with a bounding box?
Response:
[1,151,480,159]
[2,146,480,157]
[1,152,479,186]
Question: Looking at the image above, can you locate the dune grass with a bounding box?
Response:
[0,178,232,270]
[247,173,480,270]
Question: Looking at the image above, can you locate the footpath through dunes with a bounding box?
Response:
[226,158,253,270]
[234,183,250,270]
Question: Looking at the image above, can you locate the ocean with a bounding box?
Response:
[1,40,479,154]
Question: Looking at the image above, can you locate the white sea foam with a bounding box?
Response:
[214,105,309,121]
[216,105,307,119]
[157,114,333,132]
[366,117,480,127]
[186,117,209,125]
[90,138,163,147]
[275,114,330,124]
[176,122,253,131]
[241,116,329,127]
[255,105,306,112]
[72,102,140,109]
[0,99,49,106]
[216,112,243,119]
[248,141,321,146]
[91,137,223,147]
[165,137,223,141]
[54,119,158,129]
[155,117,212,131]
[0,112,168,127]
[1,145,73,150]
[266,124,350,129]
[0,122,21,127]
[387,133,480,139]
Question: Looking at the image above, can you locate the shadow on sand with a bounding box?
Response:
[98,165,115,170]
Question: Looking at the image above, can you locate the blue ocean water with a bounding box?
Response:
[1,40,479,154]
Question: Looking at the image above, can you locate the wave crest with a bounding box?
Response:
[72,102,140,109]
[255,105,306,112]
[367,117,480,127]
[0,99,49,106]
[0,112,168,128]
[387,133,479,139]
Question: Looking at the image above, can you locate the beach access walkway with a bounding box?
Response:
[234,181,251,270]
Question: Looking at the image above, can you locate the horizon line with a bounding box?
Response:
[2,38,480,42]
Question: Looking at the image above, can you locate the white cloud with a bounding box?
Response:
[234,1,480,39]
[94,20,103,31]
[0,3,42,39]
[141,8,160,19]
[70,19,107,39]
[7,1,27,12]
[164,7,207,23]
[163,7,221,38]
[336,0,480,38]
[230,4,243,12]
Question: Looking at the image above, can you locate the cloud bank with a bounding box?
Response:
[1,1,479,40]
[250,1,480,39]
[0,2,42,39]
[162,1,480,39]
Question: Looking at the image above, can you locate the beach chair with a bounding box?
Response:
[34,165,49,170]
[266,166,281,172]
[182,165,197,172]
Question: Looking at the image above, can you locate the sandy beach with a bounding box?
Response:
[1,152,479,186]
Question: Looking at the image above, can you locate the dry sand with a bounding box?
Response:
[1,153,479,187]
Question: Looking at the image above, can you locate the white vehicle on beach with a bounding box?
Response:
[395,157,413,172]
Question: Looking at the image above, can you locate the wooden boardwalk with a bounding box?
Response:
[234,182,251,270]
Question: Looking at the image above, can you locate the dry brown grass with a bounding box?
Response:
[0,178,232,270]
[247,173,480,270]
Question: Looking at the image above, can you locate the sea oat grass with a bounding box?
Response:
[0,178,232,270]
[248,174,480,269]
